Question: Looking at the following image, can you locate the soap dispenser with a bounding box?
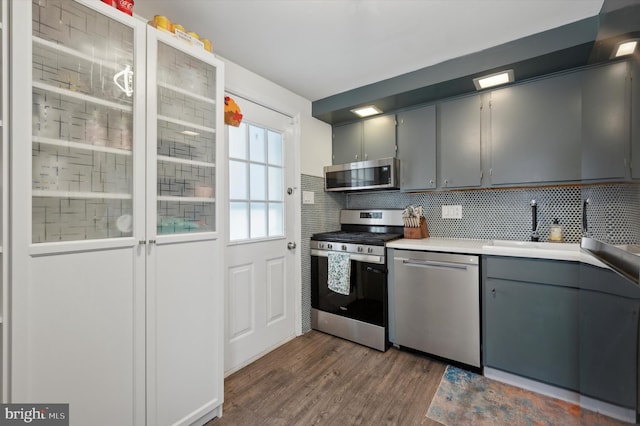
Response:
[549,218,564,242]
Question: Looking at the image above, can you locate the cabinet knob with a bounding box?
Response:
[491,288,496,298]
[139,240,147,245]
[444,179,449,186]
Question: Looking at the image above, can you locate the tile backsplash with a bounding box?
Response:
[301,174,346,333]
[346,183,640,244]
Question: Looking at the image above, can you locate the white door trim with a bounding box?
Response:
[223,90,303,343]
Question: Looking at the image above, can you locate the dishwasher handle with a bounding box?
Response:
[401,259,469,271]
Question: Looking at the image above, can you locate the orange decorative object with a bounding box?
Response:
[224,96,243,127]
[153,15,172,32]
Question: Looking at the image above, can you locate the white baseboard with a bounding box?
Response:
[484,367,636,424]
[224,334,297,377]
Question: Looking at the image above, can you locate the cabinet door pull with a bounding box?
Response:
[139,240,147,245]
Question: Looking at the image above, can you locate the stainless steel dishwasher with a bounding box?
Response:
[393,250,480,367]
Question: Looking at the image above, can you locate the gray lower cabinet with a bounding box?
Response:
[483,257,580,390]
[489,72,582,185]
[581,61,630,181]
[397,105,436,191]
[578,263,640,409]
[332,115,396,165]
[437,95,482,188]
[483,255,640,409]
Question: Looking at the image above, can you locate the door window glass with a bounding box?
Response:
[228,121,284,241]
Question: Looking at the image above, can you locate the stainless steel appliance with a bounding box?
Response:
[324,157,400,192]
[393,250,481,367]
[311,209,404,351]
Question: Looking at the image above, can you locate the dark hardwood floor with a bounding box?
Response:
[208,330,446,425]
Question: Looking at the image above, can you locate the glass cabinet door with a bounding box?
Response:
[31,0,136,243]
[154,40,218,235]
[0,0,7,403]
[1,0,6,249]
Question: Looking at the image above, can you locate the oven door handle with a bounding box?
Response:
[311,249,384,265]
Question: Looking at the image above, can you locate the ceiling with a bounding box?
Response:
[134,0,605,103]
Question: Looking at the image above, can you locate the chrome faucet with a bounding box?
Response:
[530,200,539,242]
[582,198,591,237]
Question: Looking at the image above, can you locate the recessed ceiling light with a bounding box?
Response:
[180,130,200,136]
[350,105,382,117]
[473,69,515,90]
[614,40,638,57]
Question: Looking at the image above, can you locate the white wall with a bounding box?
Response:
[222,57,331,178]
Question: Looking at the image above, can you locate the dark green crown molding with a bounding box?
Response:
[313,0,640,126]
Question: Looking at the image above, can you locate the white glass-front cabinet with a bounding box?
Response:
[145,26,224,426]
[9,1,224,424]
[0,0,8,404]
[11,1,146,424]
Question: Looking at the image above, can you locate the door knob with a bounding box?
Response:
[287,242,297,250]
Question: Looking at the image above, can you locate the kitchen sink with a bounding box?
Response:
[484,240,579,251]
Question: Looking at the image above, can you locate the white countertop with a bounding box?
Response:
[387,237,607,268]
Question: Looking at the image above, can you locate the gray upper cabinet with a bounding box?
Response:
[332,122,362,164]
[397,105,436,191]
[332,115,396,165]
[581,61,630,181]
[489,72,582,185]
[333,60,637,185]
[363,115,397,161]
[438,95,482,188]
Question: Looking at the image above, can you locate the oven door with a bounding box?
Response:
[311,252,387,327]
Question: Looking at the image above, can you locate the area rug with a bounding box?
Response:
[426,365,629,426]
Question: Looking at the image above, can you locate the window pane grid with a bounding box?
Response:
[228,121,284,241]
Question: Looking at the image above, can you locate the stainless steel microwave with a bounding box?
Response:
[324,157,400,192]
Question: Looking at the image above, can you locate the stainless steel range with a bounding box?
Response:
[310,209,404,351]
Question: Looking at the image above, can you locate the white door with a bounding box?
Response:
[225,98,300,374]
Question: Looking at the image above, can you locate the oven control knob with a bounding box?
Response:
[318,243,324,249]
[327,244,333,250]
[341,245,347,251]
[357,246,363,252]
[367,247,373,254]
